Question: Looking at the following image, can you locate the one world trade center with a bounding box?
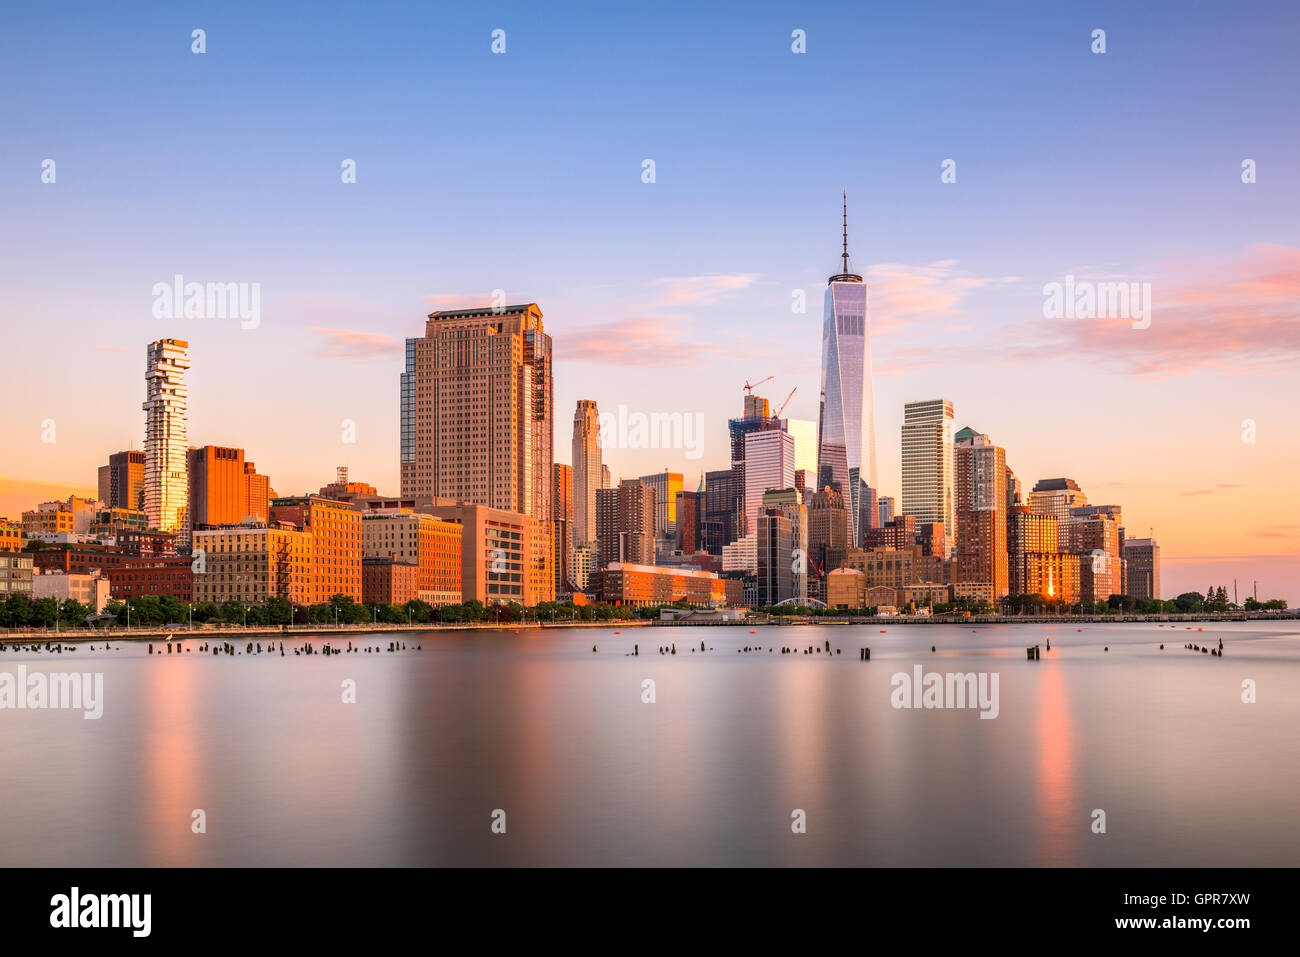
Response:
[817,193,878,547]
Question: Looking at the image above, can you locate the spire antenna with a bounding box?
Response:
[842,191,849,274]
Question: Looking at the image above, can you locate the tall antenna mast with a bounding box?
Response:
[842,191,849,275]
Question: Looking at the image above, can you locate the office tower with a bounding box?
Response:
[704,467,743,550]
[743,429,796,538]
[1123,536,1161,600]
[595,479,655,568]
[639,470,683,538]
[859,484,879,537]
[243,462,270,522]
[552,463,575,592]
[553,464,575,533]
[807,485,849,570]
[1068,513,1121,605]
[676,489,702,554]
[955,428,1009,601]
[187,446,246,529]
[761,488,807,602]
[142,338,191,533]
[900,398,955,557]
[571,545,594,591]
[400,302,552,601]
[1027,478,1087,551]
[400,302,552,518]
[98,451,145,511]
[600,464,611,489]
[755,508,794,606]
[878,495,894,525]
[571,400,601,545]
[269,496,363,603]
[1008,506,1078,602]
[817,194,878,547]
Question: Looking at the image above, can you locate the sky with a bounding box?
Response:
[1,1,1297,602]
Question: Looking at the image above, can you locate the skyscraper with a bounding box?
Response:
[638,470,683,538]
[596,479,655,568]
[572,400,602,546]
[1123,537,1161,601]
[400,303,552,523]
[743,429,796,538]
[98,450,145,511]
[142,338,190,533]
[817,194,878,546]
[900,398,955,558]
[1027,478,1087,551]
[955,428,1009,601]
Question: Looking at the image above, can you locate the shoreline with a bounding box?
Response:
[2,612,1295,643]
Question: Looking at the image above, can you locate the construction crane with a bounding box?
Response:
[743,375,773,395]
[774,387,797,417]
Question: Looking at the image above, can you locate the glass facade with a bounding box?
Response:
[817,279,877,547]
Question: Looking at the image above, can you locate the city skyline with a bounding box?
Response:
[2,1,1297,602]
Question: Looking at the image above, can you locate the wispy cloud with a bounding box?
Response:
[1003,244,1300,378]
[310,327,401,361]
[651,274,759,306]
[557,314,721,366]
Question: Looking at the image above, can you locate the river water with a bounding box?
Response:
[1,621,1296,866]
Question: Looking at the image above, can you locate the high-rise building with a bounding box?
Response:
[675,489,702,555]
[1068,513,1121,605]
[704,468,743,551]
[399,303,552,519]
[639,470,683,538]
[878,495,894,526]
[954,428,1009,601]
[571,400,601,545]
[900,398,955,557]
[595,479,655,568]
[142,338,191,533]
[807,485,849,589]
[1123,536,1161,601]
[400,303,552,601]
[600,464,611,490]
[755,508,794,606]
[761,488,807,603]
[817,194,878,547]
[1008,506,1080,602]
[187,445,246,529]
[243,462,270,522]
[553,463,575,593]
[98,451,145,511]
[1027,478,1088,551]
[743,429,795,538]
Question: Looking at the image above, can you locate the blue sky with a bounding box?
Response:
[2,0,1298,599]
